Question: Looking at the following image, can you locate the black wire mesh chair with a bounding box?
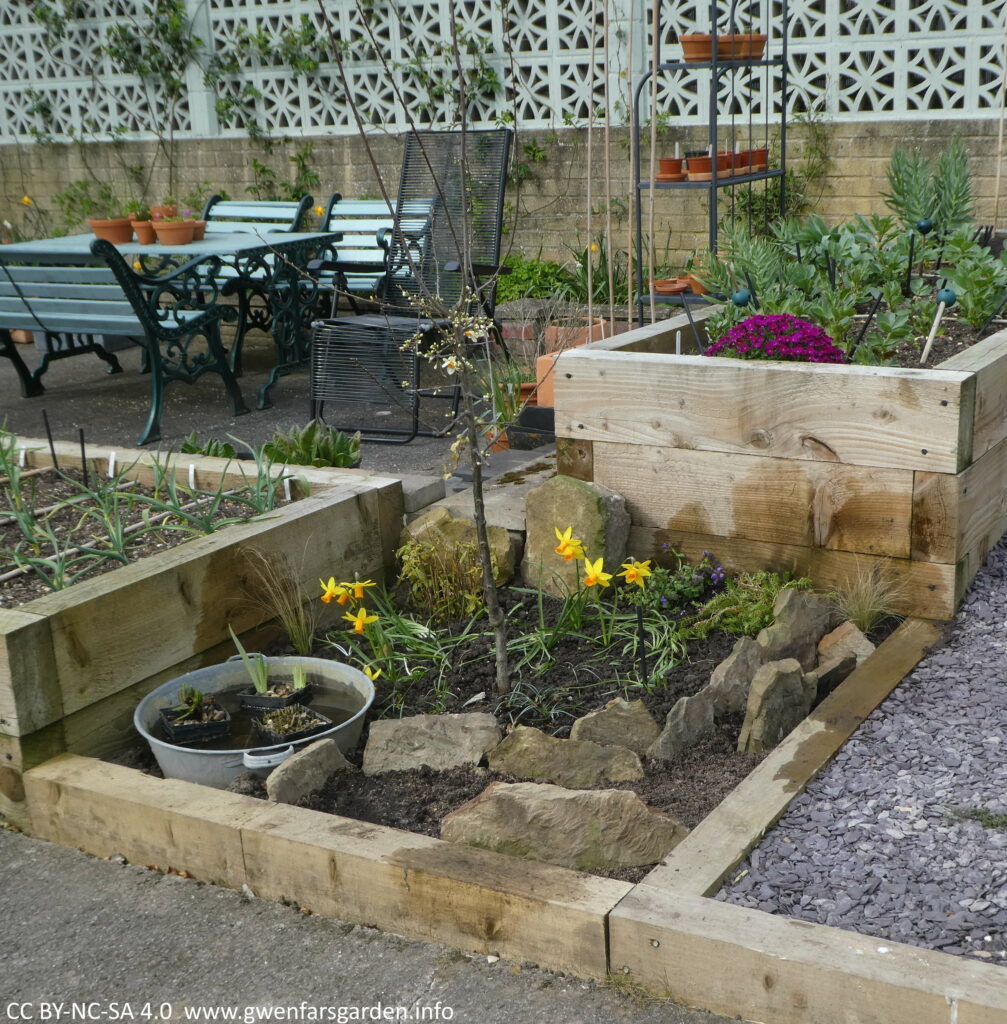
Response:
[310,128,512,443]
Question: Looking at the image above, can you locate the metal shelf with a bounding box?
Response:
[632,0,789,327]
[639,168,786,190]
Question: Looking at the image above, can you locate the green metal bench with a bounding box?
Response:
[199,195,314,364]
[0,239,247,446]
[313,195,434,313]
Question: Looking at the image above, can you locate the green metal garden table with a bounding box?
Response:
[0,229,340,408]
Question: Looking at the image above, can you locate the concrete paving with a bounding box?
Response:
[0,827,732,1024]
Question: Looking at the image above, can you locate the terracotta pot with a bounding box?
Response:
[658,157,683,175]
[542,316,608,353]
[748,147,769,170]
[485,428,509,453]
[735,150,752,172]
[150,204,178,220]
[651,278,690,295]
[716,33,767,60]
[192,219,207,241]
[88,217,134,244]
[687,273,708,295]
[686,154,712,174]
[153,220,196,246]
[680,34,713,61]
[131,220,156,245]
[10,330,33,345]
[519,381,538,407]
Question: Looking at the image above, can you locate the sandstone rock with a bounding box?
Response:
[487,725,643,787]
[401,507,514,585]
[363,713,501,775]
[266,738,351,804]
[757,589,842,670]
[818,620,876,667]
[738,658,813,754]
[805,652,857,702]
[521,475,630,598]
[441,781,688,871]
[704,636,767,716]
[648,691,715,761]
[569,698,660,755]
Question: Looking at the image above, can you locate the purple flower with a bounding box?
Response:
[704,314,845,364]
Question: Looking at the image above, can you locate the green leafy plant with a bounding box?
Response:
[228,623,270,694]
[882,137,974,237]
[179,433,239,459]
[263,421,361,468]
[495,253,572,302]
[258,704,324,736]
[397,537,489,623]
[683,572,811,639]
[169,685,222,724]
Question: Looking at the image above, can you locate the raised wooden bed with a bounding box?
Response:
[0,438,408,829]
[19,618,1007,1020]
[553,311,1007,620]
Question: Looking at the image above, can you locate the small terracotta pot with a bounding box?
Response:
[735,150,752,171]
[519,381,538,407]
[748,147,769,170]
[680,34,713,62]
[10,329,33,345]
[485,428,510,453]
[687,272,708,296]
[686,154,712,174]
[150,204,178,220]
[88,217,133,244]
[716,33,767,60]
[542,316,608,352]
[153,219,196,246]
[192,219,207,241]
[131,220,156,245]
[658,157,683,175]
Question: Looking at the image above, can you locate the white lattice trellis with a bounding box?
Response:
[0,0,1003,143]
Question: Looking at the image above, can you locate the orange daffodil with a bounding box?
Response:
[618,559,652,588]
[554,526,585,562]
[347,579,375,600]
[344,607,379,634]
[319,577,350,605]
[582,557,612,588]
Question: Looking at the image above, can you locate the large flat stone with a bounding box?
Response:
[737,658,813,754]
[363,713,502,775]
[757,589,842,670]
[569,698,660,755]
[266,738,351,805]
[818,620,876,667]
[487,725,644,787]
[704,636,767,716]
[441,781,688,871]
[521,475,630,598]
[648,691,715,761]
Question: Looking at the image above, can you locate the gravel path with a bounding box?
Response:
[717,541,1007,965]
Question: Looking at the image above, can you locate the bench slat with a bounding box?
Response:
[0,265,116,285]
[0,281,130,301]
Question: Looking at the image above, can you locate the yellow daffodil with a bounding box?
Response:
[320,577,348,604]
[20,195,32,206]
[618,558,652,588]
[313,204,324,217]
[554,525,585,562]
[344,606,379,634]
[363,665,382,681]
[132,260,143,272]
[343,579,376,600]
[589,241,600,253]
[583,556,612,588]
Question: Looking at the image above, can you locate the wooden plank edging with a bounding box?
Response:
[609,884,1007,1024]
[23,754,630,980]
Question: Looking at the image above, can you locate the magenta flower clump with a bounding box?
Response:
[705,314,846,364]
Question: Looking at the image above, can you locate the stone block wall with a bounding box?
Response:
[1,118,1001,277]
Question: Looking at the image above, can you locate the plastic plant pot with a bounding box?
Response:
[252,707,333,747]
[237,682,314,713]
[159,701,231,745]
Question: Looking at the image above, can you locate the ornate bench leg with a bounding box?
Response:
[1,330,44,398]
[209,323,249,419]
[136,341,164,446]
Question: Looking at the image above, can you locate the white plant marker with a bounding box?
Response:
[107,450,117,477]
[920,288,957,364]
